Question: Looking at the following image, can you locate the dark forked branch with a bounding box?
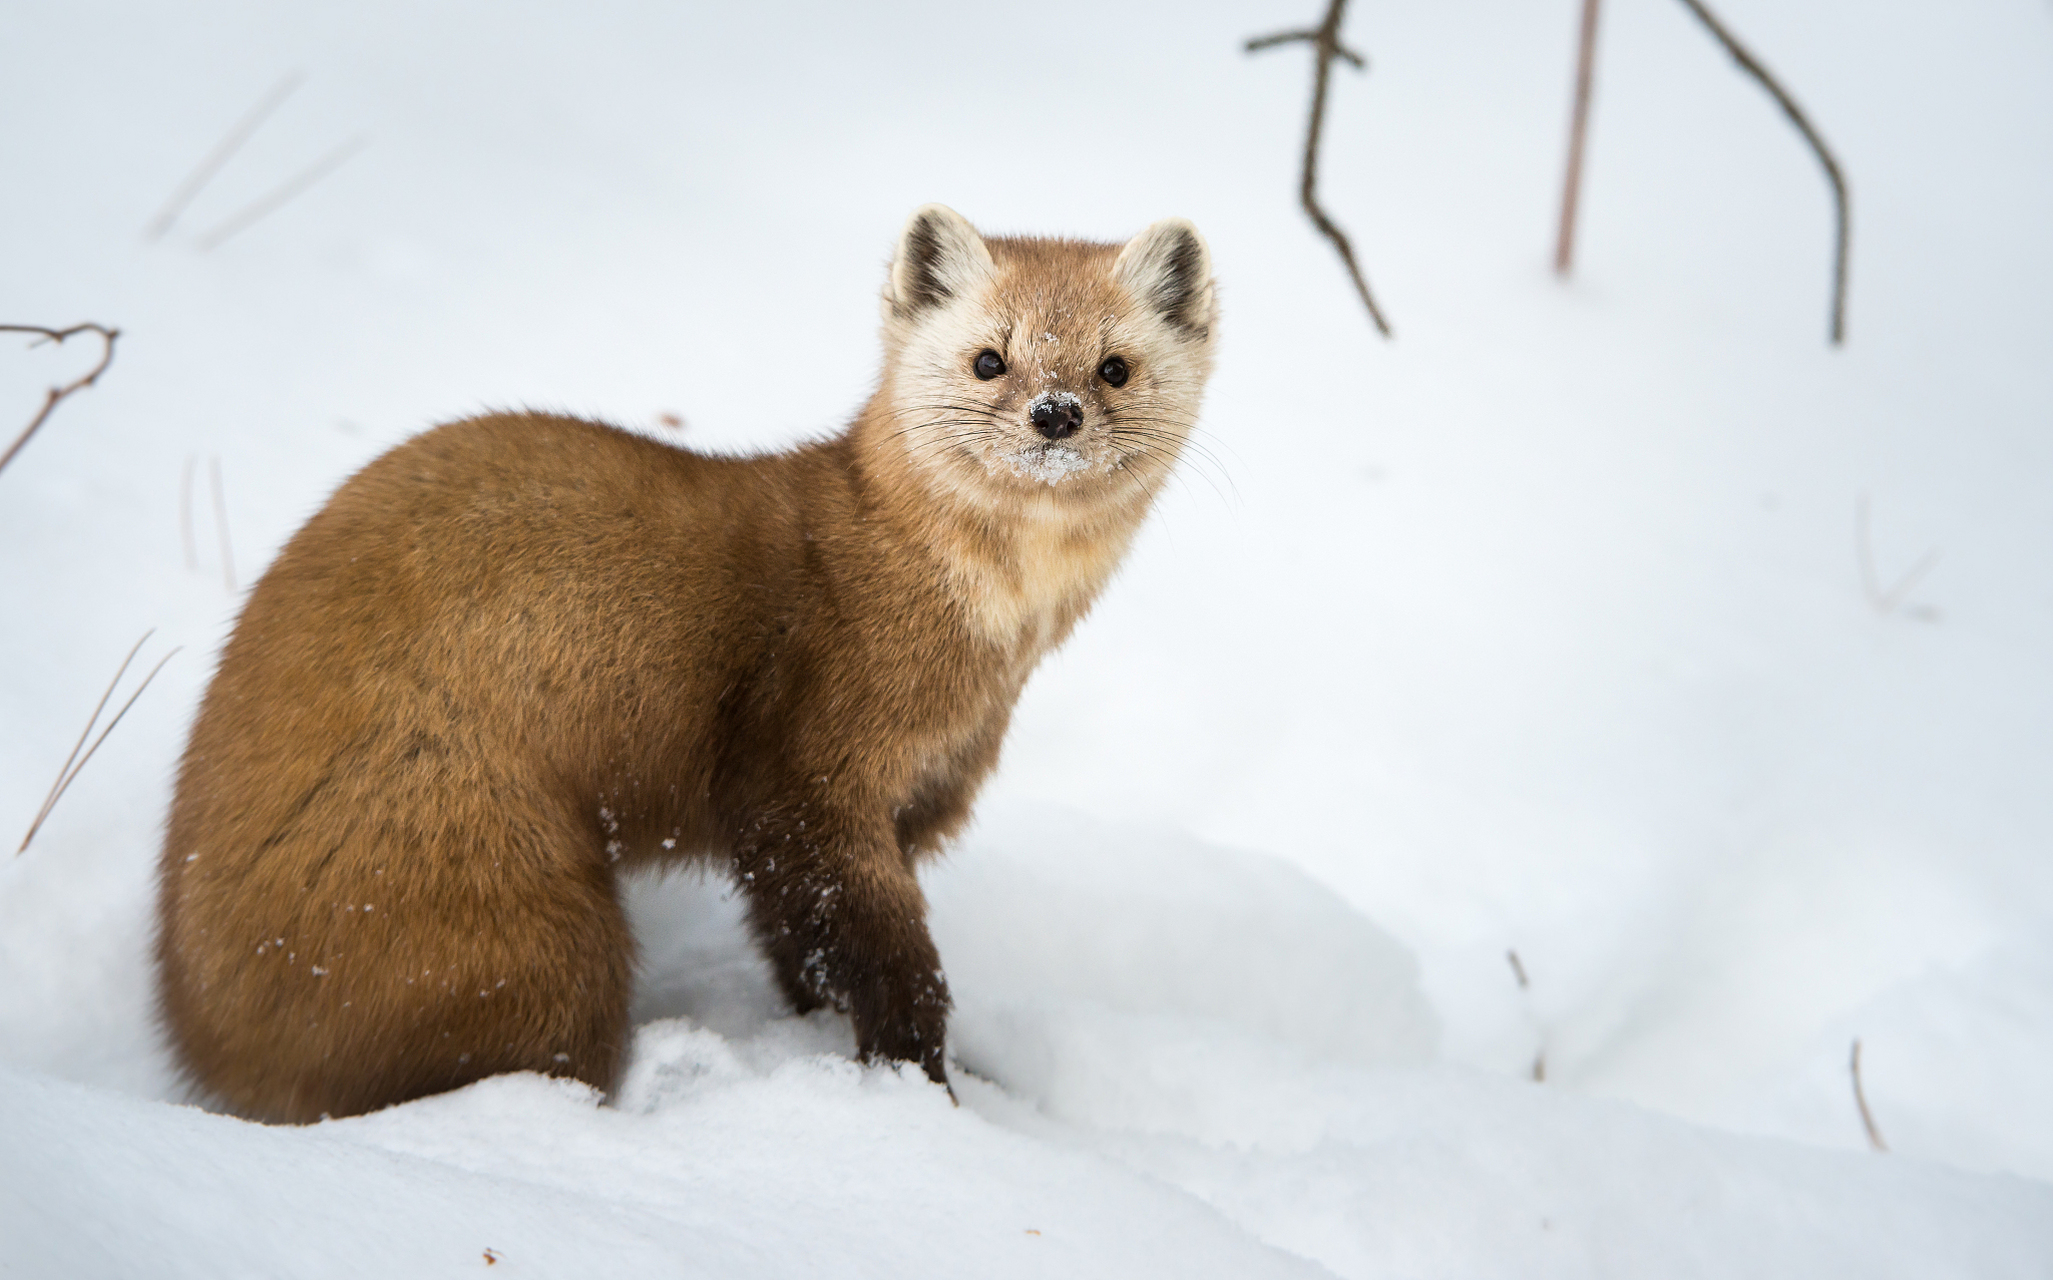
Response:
[1246,28,1365,69]
[1247,0,1393,338]
[0,324,121,478]
[1674,0,1851,345]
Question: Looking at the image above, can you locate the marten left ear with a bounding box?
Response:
[1114,218,1215,340]
[886,204,996,320]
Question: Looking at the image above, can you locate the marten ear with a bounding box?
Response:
[886,204,996,319]
[1113,218,1215,340]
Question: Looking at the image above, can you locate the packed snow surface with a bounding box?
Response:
[6,0,2053,1274]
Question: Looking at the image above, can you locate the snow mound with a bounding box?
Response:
[924,806,1436,1105]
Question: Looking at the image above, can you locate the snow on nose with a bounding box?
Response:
[1029,391,1083,441]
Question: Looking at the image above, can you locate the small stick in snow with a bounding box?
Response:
[0,324,120,479]
[1850,1038,1888,1152]
[19,633,182,854]
[1246,0,1394,337]
[195,135,369,252]
[1553,0,1604,275]
[1507,949,1547,1081]
[1856,492,1940,617]
[180,454,201,572]
[208,455,239,592]
[483,1247,501,1265]
[1673,0,1851,345]
[144,72,305,241]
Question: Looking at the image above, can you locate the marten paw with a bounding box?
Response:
[852,962,951,1089]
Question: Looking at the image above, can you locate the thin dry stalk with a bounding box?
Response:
[145,72,305,241]
[1850,1038,1888,1152]
[209,455,238,591]
[1856,492,1940,615]
[19,634,182,854]
[196,135,368,252]
[0,324,121,478]
[1674,0,1850,344]
[1247,0,1393,337]
[1554,0,1604,275]
[180,454,200,571]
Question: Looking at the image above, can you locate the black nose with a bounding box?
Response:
[1030,400,1083,441]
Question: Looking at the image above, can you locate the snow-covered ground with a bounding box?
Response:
[6,0,2053,1274]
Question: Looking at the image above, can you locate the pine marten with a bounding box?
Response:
[155,204,1219,1121]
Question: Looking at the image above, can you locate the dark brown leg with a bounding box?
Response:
[734,801,950,1085]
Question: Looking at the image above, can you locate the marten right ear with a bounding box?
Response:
[886,204,995,319]
[1114,218,1216,341]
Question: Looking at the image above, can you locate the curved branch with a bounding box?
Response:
[0,323,121,478]
[1248,0,1393,338]
[1675,0,1850,345]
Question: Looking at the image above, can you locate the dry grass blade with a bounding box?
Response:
[0,323,121,478]
[180,454,201,571]
[1850,1038,1889,1152]
[209,455,238,591]
[19,634,181,854]
[195,135,368,252]
[144,72,305,241]
[1246,0,1393,337]
[1856,493,1941,616]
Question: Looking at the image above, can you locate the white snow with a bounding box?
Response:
[7,0,2053,1274]
[1000,440,1095,484]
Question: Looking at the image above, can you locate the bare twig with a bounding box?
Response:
[19,634,182,854]
[1506,948,1531,990]
[180,454,200,571]
[209,455,238,592]
[1856,492,1940,616]
[195,135,368,252]
[1850,1038,1888,1152]
[1554,0,1604,275]
[1246,28,1364,69]
[144,72,305,241]
[1246,0,1393,337]
[0,324,121,478]
[1674,0,1850,344]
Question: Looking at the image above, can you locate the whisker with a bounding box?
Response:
[1101,427,1237,505]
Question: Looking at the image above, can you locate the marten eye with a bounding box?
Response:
[973,350,1006,380]
[1098,355,1129,388]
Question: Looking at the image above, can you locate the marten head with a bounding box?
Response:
[873,204,1217,514]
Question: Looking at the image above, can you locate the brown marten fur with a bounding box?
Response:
[155,205,1219,1121]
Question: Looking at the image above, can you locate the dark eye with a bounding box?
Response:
[1098,356,1129,388]
[973,350,1006,380]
